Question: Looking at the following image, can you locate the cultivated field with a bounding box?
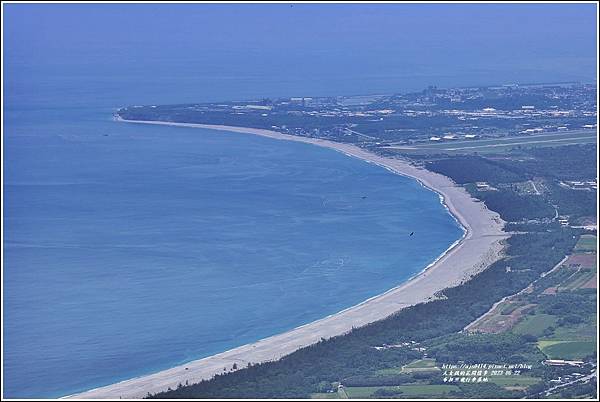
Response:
[538,340,597,360]
[574,234,597,252]
[343,384,460,398]
[488,376,542,387]
[512,314,558,337]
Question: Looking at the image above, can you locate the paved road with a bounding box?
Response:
[539,370,597,397]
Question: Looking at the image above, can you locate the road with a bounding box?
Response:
[537,370,597,397]
[464,255,569,332]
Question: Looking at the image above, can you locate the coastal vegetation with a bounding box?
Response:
[149,141,596,399]
[150,227,584,399]
[426,156,525,184]
[424,145,597,223]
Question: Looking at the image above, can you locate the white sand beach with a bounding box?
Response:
[65,119,509,399]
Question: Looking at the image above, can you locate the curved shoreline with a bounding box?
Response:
[65,118,508,399]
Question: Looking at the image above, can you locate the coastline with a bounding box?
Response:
[66,118,509,399]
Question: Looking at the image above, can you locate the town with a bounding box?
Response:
[119,82,597,150]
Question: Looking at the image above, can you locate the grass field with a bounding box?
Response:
[538,340,597,359]
[375,367,404,375]
[377,358,440,375]
[384,130,597,155]
[311,392,339,399]
[551,322,597,341]
[402,358,439,372]
[512,314,558,337]
[344,384,460,398]
[575,235,597,252]
[500,302,520,315]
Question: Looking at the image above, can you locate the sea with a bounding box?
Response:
[7,3,593,398]
[3,70,467,398]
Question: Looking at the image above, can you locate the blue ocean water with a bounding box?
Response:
[4,102,463,397]
[6,3,594,398]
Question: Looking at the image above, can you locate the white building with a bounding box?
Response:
[544,359,584,367]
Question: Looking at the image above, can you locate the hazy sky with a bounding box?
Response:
[3,2,598,100]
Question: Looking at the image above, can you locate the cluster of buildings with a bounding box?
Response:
[372,340,426,352]
[474,182,497,192]
[138,83,596,146]
[428,134,478,142]
[559,180,598,191]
